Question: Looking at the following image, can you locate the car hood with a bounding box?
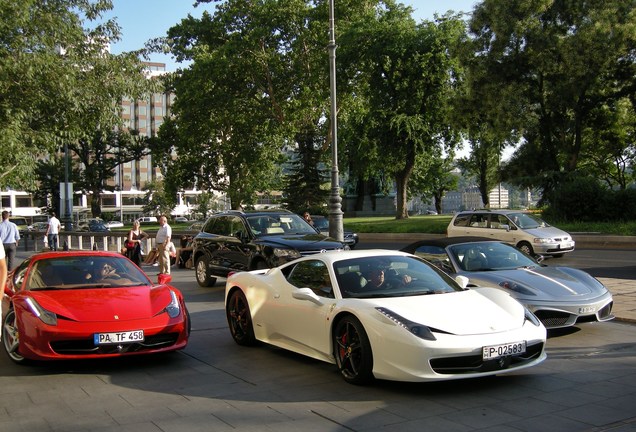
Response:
[521,226,571,239]
[29,285,175,322]
[361,288,525,335]
[256,234,344,250]
[461,266,607,300]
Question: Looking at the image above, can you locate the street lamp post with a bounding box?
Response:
[327,0,344,242]
[63,142,73,231]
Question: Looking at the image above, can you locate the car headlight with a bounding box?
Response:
[376,307,437,341]
[533,238,554,244]
[165,291,181,318]
[499,281,536,296]
[273,248,301,259]
[25,297,58,326]
[524,307,542,327]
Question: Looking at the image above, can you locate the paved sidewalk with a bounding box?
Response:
[597,277,636,323]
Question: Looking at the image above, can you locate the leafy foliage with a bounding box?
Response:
[0,0,152,190]
[468,0,636,197]
[338,4,465,218]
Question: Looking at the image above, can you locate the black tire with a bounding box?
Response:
[3,309,26,364]
[333,315,374,385]
[195,256,216,287]
[226,289,256,346]
[185,307,192,337]
[517,242,534,256]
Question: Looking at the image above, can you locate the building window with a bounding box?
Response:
[101,195,116,208]
[16,196,32,207]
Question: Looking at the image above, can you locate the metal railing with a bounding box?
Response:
[20,232,156,254]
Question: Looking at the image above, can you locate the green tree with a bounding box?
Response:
[141,179,175,218]
[283,126,330,214]
[468,0,636,197]
[338,5,465,219]
[0,0,151,192]
[70,129,150,217]
[409,150,458,214]
[160,0,380,210]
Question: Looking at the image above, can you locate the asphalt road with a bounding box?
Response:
[1,245,635,431]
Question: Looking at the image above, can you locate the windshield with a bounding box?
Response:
[509,212,549,229]
[247,214,318,236]
[28,256,151,290]
[448,242,538,272]
[334,255,463,299]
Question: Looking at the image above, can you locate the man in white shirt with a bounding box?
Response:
[155,215,172,275]
[45,212,62,251]
[0,211,20,270]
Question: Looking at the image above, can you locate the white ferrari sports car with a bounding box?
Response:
[225,250,547,384]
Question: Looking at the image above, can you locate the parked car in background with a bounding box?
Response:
[447,209,575,257]
[310,215,359,248]
[188,221,204,231]
[78,220,110,232]
[28,221,49,232]
[401,237,614,329]
[175,216,189,223]
[137,216,158,224]
[2,251,190,363]
[10,217,29,235]
[225,249,546,384]
[105,219,124,229]
[192,209,347,287]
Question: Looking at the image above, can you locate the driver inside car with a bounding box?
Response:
[367,266,412,289]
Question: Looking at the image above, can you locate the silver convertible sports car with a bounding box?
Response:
[225,250,546,384]
[401,237,614,329]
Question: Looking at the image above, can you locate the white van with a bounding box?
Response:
[447,210,575,257]
[137,216,158,224]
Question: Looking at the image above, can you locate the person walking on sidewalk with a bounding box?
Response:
[45,212,61,251]
[155,215,172,275]
[0,211,20,270]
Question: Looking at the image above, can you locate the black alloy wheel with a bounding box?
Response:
[333,315,373,385]
[226,290,256,346]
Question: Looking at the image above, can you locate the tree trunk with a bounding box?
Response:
[90,194,101,218]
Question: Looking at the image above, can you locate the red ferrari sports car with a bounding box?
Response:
[1,251,190,363]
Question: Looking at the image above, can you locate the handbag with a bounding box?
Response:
[125,241,135,249]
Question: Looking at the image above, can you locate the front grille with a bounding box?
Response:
[598,301,613,319]
[430,342,544,374]
[299,248,341,256]
[534,310,573,328]
[50,333,180,355]
[577,301,614,323]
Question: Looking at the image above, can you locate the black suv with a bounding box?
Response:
[192,210,347,286]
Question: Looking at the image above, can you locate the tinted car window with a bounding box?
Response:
[287,260,334,298]
[211,216,233,235]
[468,213,489,228]
[452,213,471,227]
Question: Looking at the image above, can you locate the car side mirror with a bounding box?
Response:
[157,273,172,285]
[292,287,323,305]
[455,275,470,289]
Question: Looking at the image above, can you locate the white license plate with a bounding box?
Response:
[483,341,526,360]
[94,330,144,345]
